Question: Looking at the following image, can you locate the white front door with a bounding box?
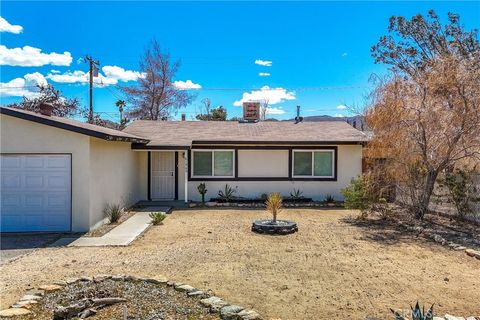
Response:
[1,154,72,232]
[151,152,175,200]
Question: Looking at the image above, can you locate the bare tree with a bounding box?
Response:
[368,10,480,219]
[7,84,80,117]
[121,39,195,120]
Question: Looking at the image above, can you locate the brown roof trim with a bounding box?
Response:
[191,140,366,146]
[131,143,189,150]
[1,107,150,144]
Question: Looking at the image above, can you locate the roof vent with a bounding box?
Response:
[294,105,303,124]
[241,102,260,123]
[39,103,54,116]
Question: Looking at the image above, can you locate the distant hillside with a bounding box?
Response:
[287,115,367,131]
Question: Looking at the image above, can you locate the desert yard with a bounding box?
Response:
[1,209,479,319]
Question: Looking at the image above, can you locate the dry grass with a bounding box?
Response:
[1,209,479,319]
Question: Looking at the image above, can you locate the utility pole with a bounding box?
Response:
[85,55,100,123]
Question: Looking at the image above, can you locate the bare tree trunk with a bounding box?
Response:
[416,170,438,219]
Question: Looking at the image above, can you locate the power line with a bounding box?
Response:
[0,84,372,91]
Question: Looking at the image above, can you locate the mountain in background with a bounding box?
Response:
[286,114,366,131]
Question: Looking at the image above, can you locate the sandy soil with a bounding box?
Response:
[1,209,479,319]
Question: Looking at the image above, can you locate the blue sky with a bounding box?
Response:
[1,1,479,121]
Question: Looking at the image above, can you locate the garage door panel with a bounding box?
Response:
[1,156,21,169]
[2,174,21,188]
[24,156,45,168]
[0,154,71,232]
[47,156,69,168]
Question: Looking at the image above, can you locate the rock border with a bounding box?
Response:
[0,274,262,320]
[190,201,341,209]
[397,221,480,262]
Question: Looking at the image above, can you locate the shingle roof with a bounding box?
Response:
[0,107,150,143]
[124,120,368,148]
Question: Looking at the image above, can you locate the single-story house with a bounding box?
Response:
[0,106,367,233]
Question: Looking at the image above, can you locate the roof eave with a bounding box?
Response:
[1,107,150,144]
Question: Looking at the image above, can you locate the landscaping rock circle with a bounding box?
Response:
[252,219,298,235]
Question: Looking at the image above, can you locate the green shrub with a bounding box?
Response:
[149,212,167,225]
[341,176,372,218]
[289,189,304,201]
[197,183,208,204]
[218,184,237,202]
[443,169,477,218]
[324,194,335,204]
[103,203,123,223]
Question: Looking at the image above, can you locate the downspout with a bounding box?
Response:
[184,150,188,203]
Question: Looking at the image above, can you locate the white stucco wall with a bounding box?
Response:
[88,138,148,228]
[0,114,91,231]
[186,145,362,202]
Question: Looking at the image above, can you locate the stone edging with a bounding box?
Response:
[0,274,262,319]
[397,221,480,262]
[190,201,342,209]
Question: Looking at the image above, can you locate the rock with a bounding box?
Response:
[124,275,140,282]
[25,289,44,297]
[187,290,204,297]
[53,280,67,286]
[210,300,230,313]
[205,202,217,207]
[174,284,196,293]
[454,246,467,251]
[66,278,81,284]
[80,276,93,282]
[39,284,63,292]
[200,296,223,307]
[11,300,38,309]
[93,274,111,282]
[145,276,168,284]
[237,309,262,320]
[0,308,32,317]
[465,249,480,258]
[167,281,178,286]
[445,315,466,320]
[433,317,445,320]
[19,294,42,301]
[111,275,125,281]
[466,317,478,320]
[220,305,245,320]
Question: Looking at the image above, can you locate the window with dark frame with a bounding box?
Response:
[292,150,334,178]
[192,150,234,178]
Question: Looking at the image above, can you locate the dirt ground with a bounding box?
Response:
[1,209,479,319]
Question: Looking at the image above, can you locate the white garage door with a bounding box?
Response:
[1,154,71,232]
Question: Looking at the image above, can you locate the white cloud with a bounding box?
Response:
[341,52,348,57]
[0,72,47,98]
[0,45,72,67]
[259,72,271,77]
[173,80,201,90]
[50,69,61,74]
[102,65,145,82]
[0,17,23,34]
[266,107,286,115]
[233,86,295,107]
[46,65,144,87]
[255,59,272,67]
[334,113,344,118]
[336,104,347,110]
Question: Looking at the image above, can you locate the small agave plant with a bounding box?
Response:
[391,301,434,320]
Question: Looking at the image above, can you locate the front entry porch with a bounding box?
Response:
[147,151,188,202]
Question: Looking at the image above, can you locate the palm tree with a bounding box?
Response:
[115,99,126,124]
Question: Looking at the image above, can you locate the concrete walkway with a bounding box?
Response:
[53,207,170,247]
